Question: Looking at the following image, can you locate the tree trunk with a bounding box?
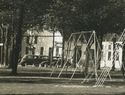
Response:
[1,25,9,66]
[0,26,3,65]
[61,31,65,67]
[84,47,90,76]
[112,37,116,71]
[8,35,15,69]
[11,2,25,75]
[2,27,5,65]
[97,33,103,70]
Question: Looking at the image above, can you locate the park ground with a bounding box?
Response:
[1,82,125,95]
[0,66,125,95]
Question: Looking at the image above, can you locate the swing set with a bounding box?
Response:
[50,31,101,81]
[50,29,125,87]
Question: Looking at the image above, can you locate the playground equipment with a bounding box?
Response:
[95,29,125,87]
[50,31,101,81]
[70,31,101,80]
[50,29,125,87]
[51,29,125,87]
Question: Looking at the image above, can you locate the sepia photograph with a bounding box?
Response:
[0,0,125,94]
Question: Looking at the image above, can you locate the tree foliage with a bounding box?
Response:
[0,0,52,31]
[1,0,124,35]
[46,0,125,37]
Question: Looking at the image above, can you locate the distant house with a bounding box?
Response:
[21,29,63,57]
[100,33,124,70]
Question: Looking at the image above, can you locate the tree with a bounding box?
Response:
[11,0,53,75]
[46,0,125,36]
[0,0,53,74]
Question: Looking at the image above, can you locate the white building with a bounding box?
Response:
[21,29,63,57]
[100,34,123,70]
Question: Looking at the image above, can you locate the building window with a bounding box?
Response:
[108,45,111,50]
[49,47,52,57]
[108,52,111,61]
[26,36,30,44]
[40,47,44,55]
[34,36,38,44]
[56,47,59,57]
[116,52,119,61]
[25,47,35,55]
[32,47,35,55]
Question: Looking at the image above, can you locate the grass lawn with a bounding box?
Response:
[0,66,125,94]
[0,83,125,95]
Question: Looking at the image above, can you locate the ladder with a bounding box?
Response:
[95,67,111,87]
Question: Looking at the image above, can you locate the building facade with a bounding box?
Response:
[21,29,63,57]
[100,33,124,70]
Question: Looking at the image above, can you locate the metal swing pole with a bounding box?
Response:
[93,31,98,80]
